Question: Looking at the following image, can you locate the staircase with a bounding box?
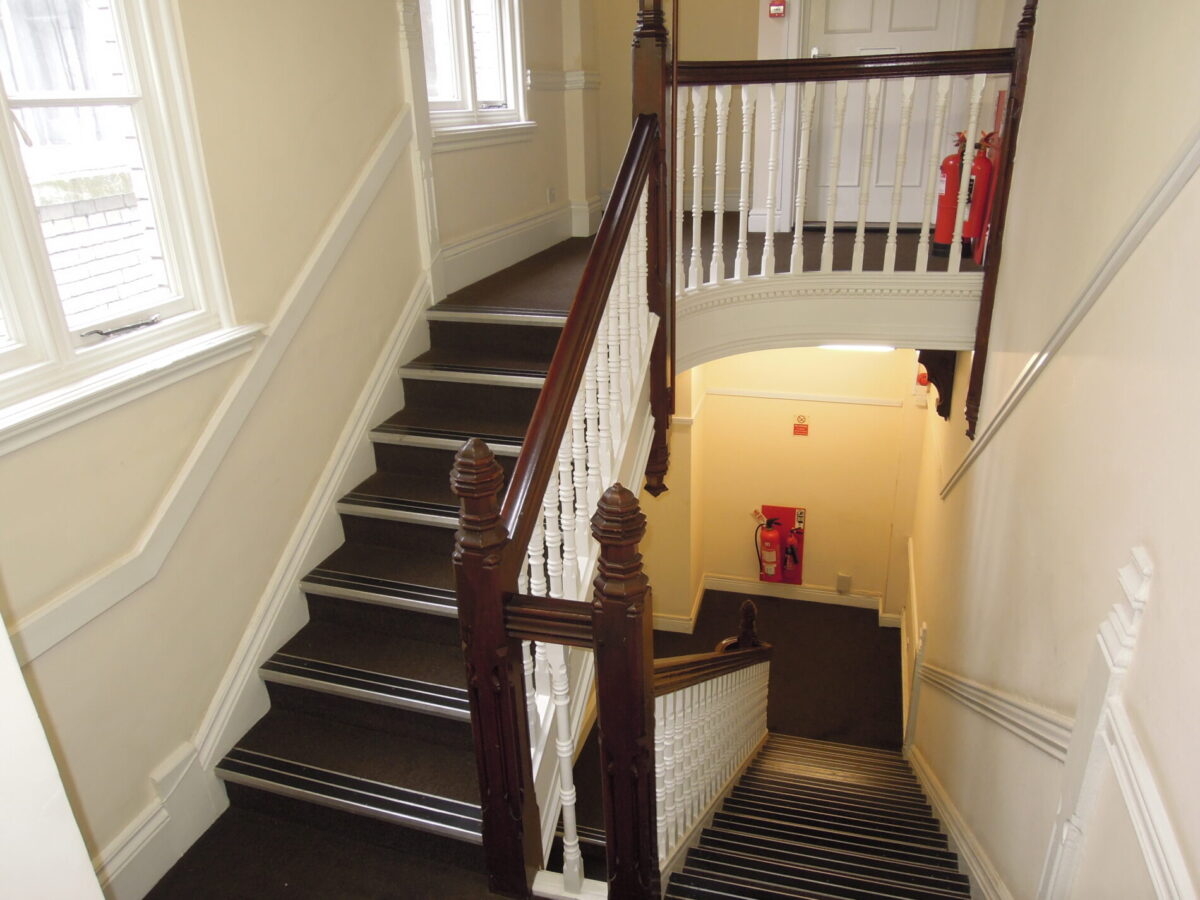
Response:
[149,245,585,896]
[666,734,971,900]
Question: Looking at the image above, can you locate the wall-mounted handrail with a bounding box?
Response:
[499,114,660,582]
[676,47,1014,87]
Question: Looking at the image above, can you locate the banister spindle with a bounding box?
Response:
[556,439,577,598]
[591,484,660,898]
[688,85,709,290]
[950,72,987,273]
[916,75,952,272]
[451,439,541,896]
[760,82,784,277]
[571,392,588,563]
[675,87,688,295]
[820,79,850,273]
[852,78,883,273]
[548,644,584,892]
[789,81,817,274]
[884,77,918,273]
[523,640,537,742]
[709,84,732,284]
[734,86,756,281]
[584,351,601,514]
[543,467,563,599]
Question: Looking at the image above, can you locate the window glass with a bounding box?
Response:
[421,0,460,103]
[0,0,130,96]
[14,105,174,332]
[468,0,507,109]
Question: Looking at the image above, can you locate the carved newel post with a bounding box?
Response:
[451,439,541,898]
[737,599,761,650]
[590,484,661,898]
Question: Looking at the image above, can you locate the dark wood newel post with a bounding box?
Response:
[964,0,1038,438]
[591,484,661,898]
[634,0,673,497]
[451,439,541,898]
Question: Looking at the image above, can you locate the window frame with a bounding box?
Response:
[0,0,245,428]
[421,0,530,132]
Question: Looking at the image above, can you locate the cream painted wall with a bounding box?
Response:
[907,0,1200,888]
[690,348,923,603]
[1070,763,1157,899]
[3,0,427,865]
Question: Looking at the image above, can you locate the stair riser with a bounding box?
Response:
[717,801,949,850]
[338,515,456,554]
[305,594,462,645]
[748,762,924,793]
[730,787,938,828]
[742,767,927,801]
[722,797,945,840]
[669,870,839,900]
[765,735,907,762]
[428,319,562,360]
[739,773,928,810]
[755,748,915,778]
[698,835,970,894]
[686,853,968,900]
[371,443,517,483]
[711,813,959,868]
[265,682,473,745]
[401,378,540,419]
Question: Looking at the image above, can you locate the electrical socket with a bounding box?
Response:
[836,572,852,594]
[546,185,557,205]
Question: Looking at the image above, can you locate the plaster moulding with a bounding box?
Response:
[7,108,416,664]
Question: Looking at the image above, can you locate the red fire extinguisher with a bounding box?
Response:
[756,518,783,583]
[932,132,967,257]
[962,132,996,258]
[974,131,1002,265]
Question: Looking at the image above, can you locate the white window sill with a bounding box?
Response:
[0,323,263,456]
[431,120,537,154]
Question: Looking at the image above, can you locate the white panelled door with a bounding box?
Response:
[806,0,974,224]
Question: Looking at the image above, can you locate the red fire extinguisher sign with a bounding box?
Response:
[769,0,786,18]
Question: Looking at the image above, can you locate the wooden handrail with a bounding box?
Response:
[504,594,594,647]
[653,644,773,697]
[676,47,1014,86]
[499,114,660,582]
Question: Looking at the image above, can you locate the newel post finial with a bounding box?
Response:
[450,439,541,897]
[590,484,660,899]
[738,599,762,650]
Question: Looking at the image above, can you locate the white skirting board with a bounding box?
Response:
[441,204,574,294]
[908,746,1015,900]
[653,579,705,634]
[703,574,900,628]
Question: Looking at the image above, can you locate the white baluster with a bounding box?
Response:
[689,85,709,290]
[654,694,667,865]
[789,81,817,274]
[584,350,601,514]
[760,83,784,278]
[594,326,613,488]
[534,640,550,700]
[523,641,537,742]
[636,188,650,359]
[734,86,756,281]
[851,78,883,273]
[820,80,850,273]
[675,87,688,297]
[570,391,588,572]
[671,687,685,845]
[606,298,623,448]
[709,84,732,285]
[517,565,529,595]
[884,77,918,273]
[528,499,547,596]
[950,72,987,273]
[916,75,952,272]
[617,248,633,420]
[548,645,583,891]
[662,691,678,853]
[556,439,577,599]
[543,469,563,599]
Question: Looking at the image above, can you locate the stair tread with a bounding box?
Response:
[434,237,588,314]
[344,469,457,516]
[765,734,906,761]
[309,540,454,595]
[227,708,479,806]
[376,404,528,446]
[404,344,551,378]
[274,619,467,693]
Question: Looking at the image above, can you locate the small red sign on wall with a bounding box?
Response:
[793,424,809,436]
[769,0,787,18]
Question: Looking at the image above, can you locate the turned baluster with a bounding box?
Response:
[851,78,883,273]
[820,80,850,273]
[916,75,952,272]
[789,81,817,274]
[884,77,918,273]
[709,84,732,284]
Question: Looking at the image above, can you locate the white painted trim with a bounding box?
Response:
[1101,698,1197,899]
[903,622,927,753]
[920,663,1074,762]
[7,108,415,664]
[532,871,607,899]
[570,195,604,237]
[704,573,896,627]
[0,324,261,455]
[527,69,601,92]
[93,742,227,900]
[706,387,902,408]
[909,746,1015,900]
[195,275,433,768]
[441,204,574,294]
[942,117,1200,498]
[654,579,705,635]
[431,120,538,154]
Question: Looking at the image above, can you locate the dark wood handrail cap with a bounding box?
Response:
[590,483,647,547]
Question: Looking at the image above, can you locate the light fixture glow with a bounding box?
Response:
[818,344,896,353]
